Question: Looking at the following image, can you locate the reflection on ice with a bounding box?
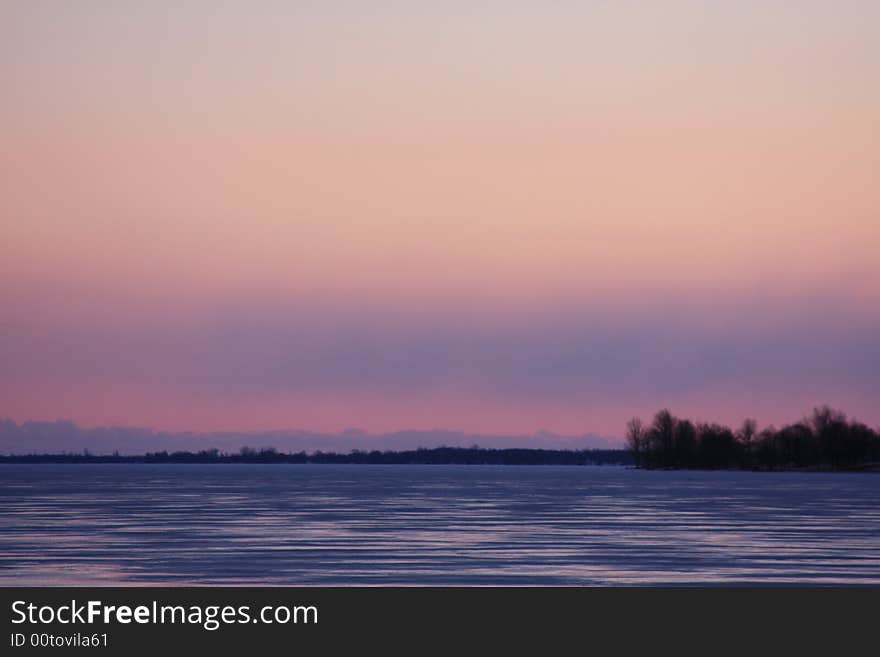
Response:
[1,464,878,585]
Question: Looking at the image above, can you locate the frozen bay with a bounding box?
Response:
[1,464,878,585]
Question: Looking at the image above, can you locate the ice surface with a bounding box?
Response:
[1,464,878,585]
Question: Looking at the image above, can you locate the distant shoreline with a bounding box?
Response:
[0,446,631,466]
[1,447,878,471]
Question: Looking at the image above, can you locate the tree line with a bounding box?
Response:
[626,406,880,470]
[0,446,631,466]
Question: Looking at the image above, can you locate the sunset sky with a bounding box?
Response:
[2,1,878,439]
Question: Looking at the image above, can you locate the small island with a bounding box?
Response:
[626,405,880,471]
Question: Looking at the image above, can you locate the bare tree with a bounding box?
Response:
[625,417,645,467]
[737,418,757,465]
[651,409,677,468]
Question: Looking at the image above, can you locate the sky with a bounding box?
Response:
[1,1,878,441]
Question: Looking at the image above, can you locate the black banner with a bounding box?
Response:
[2,587,877,654]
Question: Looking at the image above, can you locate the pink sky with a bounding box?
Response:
[2,2,878,439]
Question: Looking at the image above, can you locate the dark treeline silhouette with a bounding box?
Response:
[626,406,880,471]
[0,446,631,466]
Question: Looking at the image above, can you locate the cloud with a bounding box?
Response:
[4,294,878,398]
[0,418,615,455]
[1,290,878,435]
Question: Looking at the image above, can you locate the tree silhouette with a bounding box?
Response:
[647,409,677,468]
[626,407,879,470]
[736,418,757,468]
[625,417,645,468]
